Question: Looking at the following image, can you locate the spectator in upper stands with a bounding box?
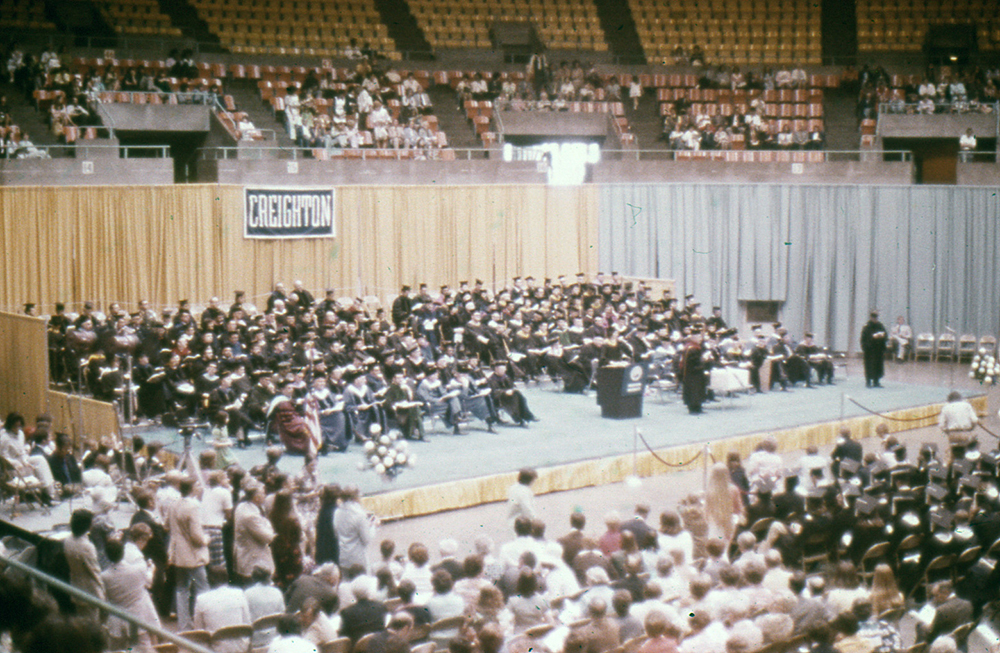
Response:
[471,74,490,101]
[775,68,794,89]
[5,45,23,83]
[959,128,977,162]
[776,125,794,150]
[629,76,642,110]
[40,46,60,72]
[791,66,808,88]
[948,77,968,103]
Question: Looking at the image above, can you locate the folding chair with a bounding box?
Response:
[211,624,252,652]
[936,333,956,361]
[914,334,935,361]
[0,458,50,517]
[958,335,978,361]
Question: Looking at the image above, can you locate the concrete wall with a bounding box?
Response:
[498,111,610,140]
[97,104,212,132]
[196,158,547,185]
[0,158,174,186]
[956,162,1000,186]
[590,159,916,184]
[878,112,998,138]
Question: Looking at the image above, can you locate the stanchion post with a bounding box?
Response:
[703,443,709,494]
[633,426,638,477]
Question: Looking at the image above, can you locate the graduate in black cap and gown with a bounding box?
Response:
[680,332,708,414]
[860,311,888,388]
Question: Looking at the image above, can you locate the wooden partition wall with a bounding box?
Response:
[0,313,49,421]
[0,184,599,313]
[0,312,120,446]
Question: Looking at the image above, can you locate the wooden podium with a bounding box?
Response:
[596,364,646,419]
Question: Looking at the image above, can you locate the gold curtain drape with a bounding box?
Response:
[0,184,599,313]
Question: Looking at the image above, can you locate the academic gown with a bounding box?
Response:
[860,318,888,384]
[680,344,707,413]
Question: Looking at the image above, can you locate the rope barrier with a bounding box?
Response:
[977,423,1000,440]
[846,396,942,422]
[847,395,1000,440]
[636,430,704,468]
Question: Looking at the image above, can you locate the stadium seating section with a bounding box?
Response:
[655,73,834,142]
[630,0,822,66]
[0,0,56,32]
[407,0,606,51]
[89,0,182,37]
[857,0,1000,53]
[192,0,399,59]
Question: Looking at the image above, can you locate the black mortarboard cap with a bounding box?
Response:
[926,483,949,501]
[856,495,879,516]
[930,509,954,529]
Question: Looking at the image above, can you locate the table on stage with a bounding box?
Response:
[710,366,752,395]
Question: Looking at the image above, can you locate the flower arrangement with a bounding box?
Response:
[359,426,413,479]
[970,348,1000,386]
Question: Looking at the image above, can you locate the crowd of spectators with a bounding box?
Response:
[1,415,998,653]
[256,55,444,153]
[659,65,822,152]
[854,64,1000,122]
[274,61,441,153]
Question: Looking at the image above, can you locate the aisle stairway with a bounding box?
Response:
[427,85,480,149]
[821,0,858,64]
[156,0,222,52]
[592,0,645,64]
[1,81,64,150]
[624,91,668,151]
[44,0,115,43]
[374,0,432,59]
[224,79,296,149]
[822,87,861,151]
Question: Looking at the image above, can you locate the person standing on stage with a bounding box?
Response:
[860,311,888,388]
[680,332,708,414]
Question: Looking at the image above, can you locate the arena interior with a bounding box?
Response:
[1,2,1000,653]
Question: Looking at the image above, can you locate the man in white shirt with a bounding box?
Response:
[959,128,977,162]
[193,565,252,653]
[507,467,537,522]
[939,391,979,446]
[889,315,913,360]
[201,470,233,568]
[334,485,377,572]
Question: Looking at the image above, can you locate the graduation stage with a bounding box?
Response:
[8,365,983,539]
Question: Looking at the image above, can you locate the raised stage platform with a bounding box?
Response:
[5,372,984,536]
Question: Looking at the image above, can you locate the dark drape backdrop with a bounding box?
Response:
[600,184,1000,352]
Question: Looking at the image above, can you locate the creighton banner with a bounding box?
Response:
[244,188,336,239]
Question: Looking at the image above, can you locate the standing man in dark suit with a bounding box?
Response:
[861,311,888,388]
[830,428,863,478]
[680,332,708,414]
